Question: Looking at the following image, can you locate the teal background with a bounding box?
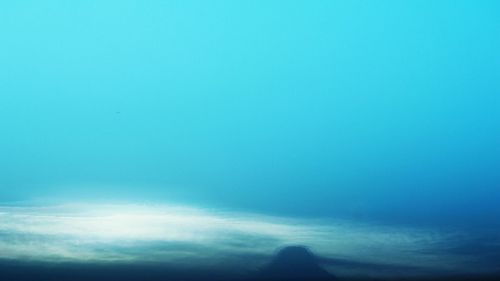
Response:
[1,1,499,226]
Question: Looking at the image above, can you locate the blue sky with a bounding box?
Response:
[0,1,499,226]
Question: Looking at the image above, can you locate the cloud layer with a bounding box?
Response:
[0,203,495,277]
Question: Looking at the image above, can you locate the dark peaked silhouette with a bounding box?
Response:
[260,246,337,281]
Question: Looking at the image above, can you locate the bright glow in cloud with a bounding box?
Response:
[0,203,491,277]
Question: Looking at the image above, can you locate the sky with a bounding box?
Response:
[1,1,499,227]
[1,1,500,278]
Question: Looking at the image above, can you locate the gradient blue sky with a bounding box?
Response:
[1,1,499,226]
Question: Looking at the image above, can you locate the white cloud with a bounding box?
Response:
[0,202,485,277]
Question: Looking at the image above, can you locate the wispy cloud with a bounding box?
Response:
[0,203,493,277]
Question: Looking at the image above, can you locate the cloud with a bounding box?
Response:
[0,202,494,277]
